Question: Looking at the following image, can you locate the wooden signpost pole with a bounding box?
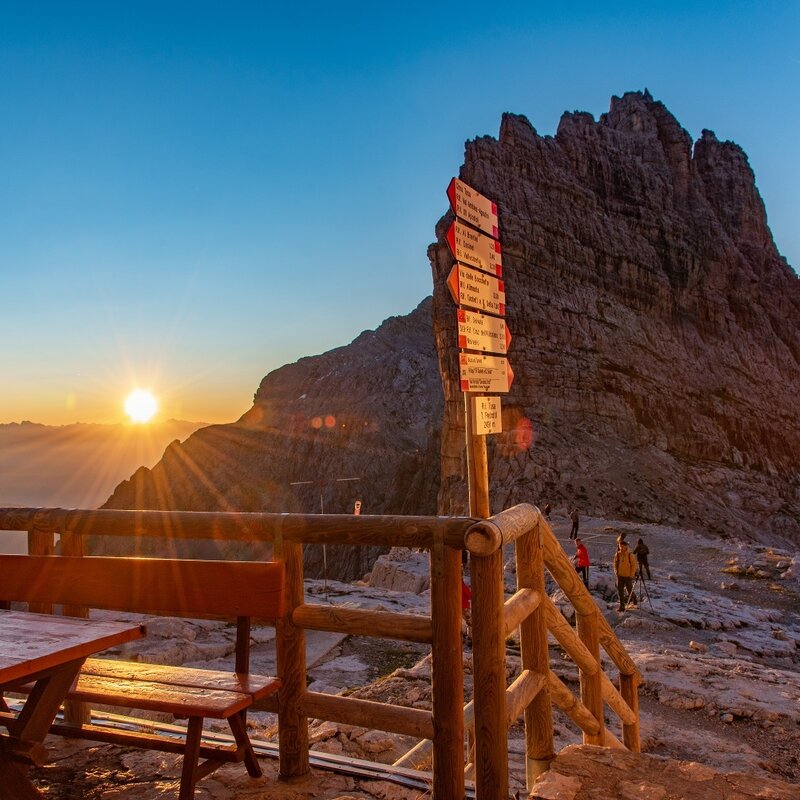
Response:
[446,177,509,800]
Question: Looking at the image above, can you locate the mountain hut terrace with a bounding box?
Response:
[0,504,641,799]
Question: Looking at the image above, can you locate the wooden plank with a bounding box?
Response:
[430,538,465,800]
[0,612,143,685]
[68,674,251,718]
[292,603,433,643]
[301,691,434,739]
[48,721,243,761]
[0,556,285,619]
[80,659,280,701]
[0,508,474,550]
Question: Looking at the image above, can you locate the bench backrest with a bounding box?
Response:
[0,555,285,620]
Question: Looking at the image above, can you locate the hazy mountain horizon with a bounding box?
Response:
[0,418,209,510]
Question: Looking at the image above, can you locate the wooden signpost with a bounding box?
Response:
[444,177,511,799]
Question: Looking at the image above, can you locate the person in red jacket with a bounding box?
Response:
[461,580,472,644]
[573,538,591,587]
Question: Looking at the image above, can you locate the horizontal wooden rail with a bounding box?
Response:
[505,670,545,726]
[0,508,475,550]
[542,597,636,726]
[504,589,542,637]
[464,503,539,556]
[300,692,434,740]
[292,604,432,643]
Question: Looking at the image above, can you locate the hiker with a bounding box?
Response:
[613,539,638,611]
[544,502,551,519]
[461,579,472,643]
[573,538,590,587]
[569,507,579,540]
[633,537,651,580]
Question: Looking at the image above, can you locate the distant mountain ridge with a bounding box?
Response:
[0,419,207,509]
[103,91,799,575]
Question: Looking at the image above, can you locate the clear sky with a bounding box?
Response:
[1,1,797,425]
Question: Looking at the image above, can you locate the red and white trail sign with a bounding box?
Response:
[457,308,511,355]
[447,263,506,317]
[445,220,502,277]
[447,178,499,239]
[459,352,514,393]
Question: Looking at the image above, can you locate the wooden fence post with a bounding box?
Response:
[60,528,91,725]
[575,610,604,745]
[430,537,465,799]
[27,527,54,614]
[619,673,640,752]
[470,546,507,800]
[515,524,554,787]
[275,535,310,780]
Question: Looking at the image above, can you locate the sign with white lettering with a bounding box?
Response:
[446,220,502,277]
[471,395,502,435]
[447,178,499,239]
[459,353,514,393]
[457,308,511,355]
[447,264,505,317]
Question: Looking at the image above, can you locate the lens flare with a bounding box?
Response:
[125,390,158,423]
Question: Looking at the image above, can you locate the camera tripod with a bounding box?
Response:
[625,570,653,612]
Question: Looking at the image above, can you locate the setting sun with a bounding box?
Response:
[124,390,158,423]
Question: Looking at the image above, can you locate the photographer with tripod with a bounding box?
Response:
[613,538,638,612]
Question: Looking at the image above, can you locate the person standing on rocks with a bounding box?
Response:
[633,537,651,580]
[614,539,638,611]
[569,507,579,540]
[573,538,590,587]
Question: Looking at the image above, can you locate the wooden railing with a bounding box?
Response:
[0,504,640,799]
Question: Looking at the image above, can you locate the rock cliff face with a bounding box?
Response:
[430,91,800,543]
[104,90,799,566]
[102,299,443,579]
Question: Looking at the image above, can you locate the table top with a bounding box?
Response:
[0,609,144,686]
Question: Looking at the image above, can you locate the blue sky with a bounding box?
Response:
[1,1,797,424]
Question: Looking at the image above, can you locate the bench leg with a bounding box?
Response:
[228,711,262,778]
[178,717,203,800]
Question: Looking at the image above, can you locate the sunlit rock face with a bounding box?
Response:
[430,90,800,544]
[104,90,800,569]
[102,298,443,580]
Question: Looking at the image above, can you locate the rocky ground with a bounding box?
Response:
[17,511,800,798]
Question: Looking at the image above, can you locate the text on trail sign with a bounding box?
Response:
[457,308,512,355]
[459,353,514,393]
[472,395,502,435]
[447,263,506,317]
[446,220,502,277]
[447,178,499,239]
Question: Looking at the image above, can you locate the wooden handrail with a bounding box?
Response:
[292,604,433,643]
[0,507,475,550]
[503,588,542,636]
[463,503,539,556]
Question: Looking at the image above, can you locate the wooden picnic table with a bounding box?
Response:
[0,609,144,799]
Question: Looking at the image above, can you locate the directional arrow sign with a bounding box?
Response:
[447,178,499,239]
[447,264,505,316]
[459,353,514,393]
[457,308,512,355]
[446,220,502,277]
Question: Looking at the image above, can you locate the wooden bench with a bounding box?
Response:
[0,554,285,799]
